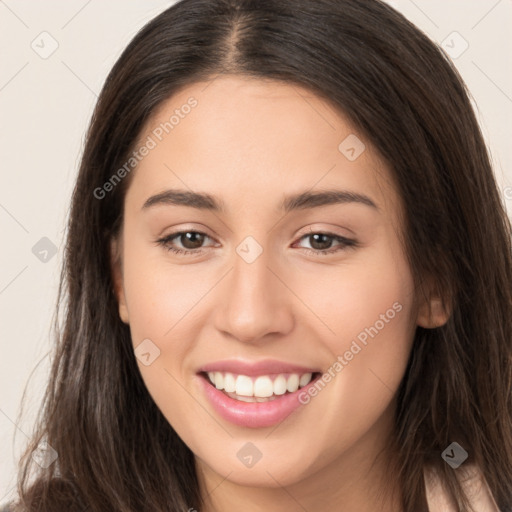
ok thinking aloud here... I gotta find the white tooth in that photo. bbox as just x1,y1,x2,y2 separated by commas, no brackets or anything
235,394,256,402
253,376,273,398
207,372,215,384
235,375,253,396
223,372,236,393
214,371,224,390
273,374,288,395
226,391,258,402
286,374,300,393
299,372,313,387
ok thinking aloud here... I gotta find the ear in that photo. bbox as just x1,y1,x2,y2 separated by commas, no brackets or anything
416,281,451,328
110,236,130,324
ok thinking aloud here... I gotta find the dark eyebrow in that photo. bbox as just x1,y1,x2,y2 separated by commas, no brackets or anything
281,189,378,212
141,188,378,212
142,189,223,211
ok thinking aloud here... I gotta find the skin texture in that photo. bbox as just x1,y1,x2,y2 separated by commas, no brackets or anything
111,75,447,512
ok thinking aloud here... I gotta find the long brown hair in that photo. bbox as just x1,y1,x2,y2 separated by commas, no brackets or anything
11,0,512,510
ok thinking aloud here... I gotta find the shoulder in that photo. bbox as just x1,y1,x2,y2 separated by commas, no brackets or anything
424,463,500,512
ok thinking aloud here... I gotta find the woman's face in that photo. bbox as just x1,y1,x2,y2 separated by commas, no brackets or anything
112,75,427,493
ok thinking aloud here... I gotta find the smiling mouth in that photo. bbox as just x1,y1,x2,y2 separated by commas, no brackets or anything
200,371,322,402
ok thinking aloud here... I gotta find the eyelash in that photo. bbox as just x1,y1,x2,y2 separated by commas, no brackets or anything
155,230,358,257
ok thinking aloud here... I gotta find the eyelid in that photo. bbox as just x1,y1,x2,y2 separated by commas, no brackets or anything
297,223,356,239
158,222,216,237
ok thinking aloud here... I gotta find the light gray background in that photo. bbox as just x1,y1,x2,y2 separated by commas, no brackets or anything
1,0,511,502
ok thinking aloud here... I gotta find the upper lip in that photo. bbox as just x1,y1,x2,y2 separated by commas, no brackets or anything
198,358,320,377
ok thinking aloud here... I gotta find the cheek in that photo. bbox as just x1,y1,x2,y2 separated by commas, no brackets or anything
121,236,210,344
119,240,212,433
289,242,416,399
291,242,414,348
296,247,416,430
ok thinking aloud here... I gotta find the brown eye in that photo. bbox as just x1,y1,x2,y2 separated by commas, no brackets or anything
308,233,336,251
156,230,214,255
176,231,206,249
295,232,358,256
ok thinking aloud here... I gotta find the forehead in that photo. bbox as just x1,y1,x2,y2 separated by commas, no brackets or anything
125,75,399,217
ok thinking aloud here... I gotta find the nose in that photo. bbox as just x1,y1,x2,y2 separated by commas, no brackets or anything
213,242,295,344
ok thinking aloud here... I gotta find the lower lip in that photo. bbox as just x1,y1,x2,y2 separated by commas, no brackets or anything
198,373,319,428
